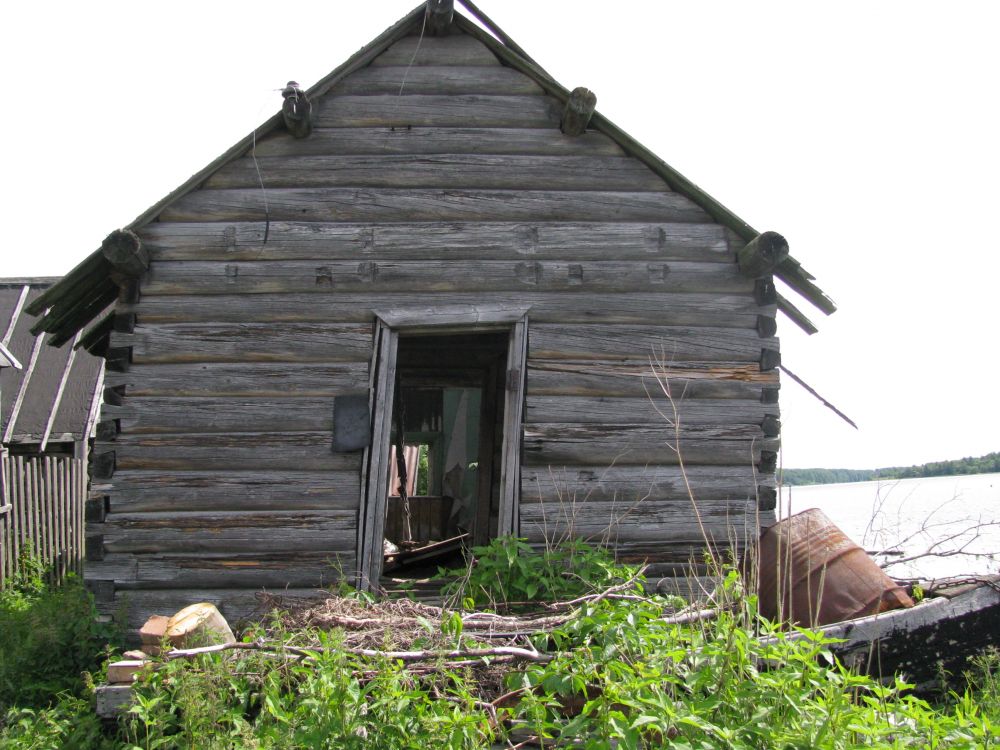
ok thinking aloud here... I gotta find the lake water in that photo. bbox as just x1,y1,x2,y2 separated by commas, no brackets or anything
779,473,1000,580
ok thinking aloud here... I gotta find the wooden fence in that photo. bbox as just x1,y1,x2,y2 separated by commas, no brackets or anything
1,453,87,586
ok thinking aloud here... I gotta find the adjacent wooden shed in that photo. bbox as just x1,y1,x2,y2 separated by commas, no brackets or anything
28,1,833,628
1,279,105,584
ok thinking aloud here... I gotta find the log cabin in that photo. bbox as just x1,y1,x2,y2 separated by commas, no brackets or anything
27,1,834,629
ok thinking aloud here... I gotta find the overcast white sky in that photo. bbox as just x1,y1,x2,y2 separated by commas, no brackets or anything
1,1,997,470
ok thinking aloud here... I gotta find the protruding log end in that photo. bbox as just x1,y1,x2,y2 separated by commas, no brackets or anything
282,81,313,139
761,414,781,438
95,419,119,442
754,278,777,306
756,314,777,338
101,229,148,279
738,231,789,278
91,450,116,480
758,486,778,511
758,450,779,474
85,496,108,524
760,348,781,372
425,0,454,35
85,533,105,562
561,87,597,136
105,346,132,373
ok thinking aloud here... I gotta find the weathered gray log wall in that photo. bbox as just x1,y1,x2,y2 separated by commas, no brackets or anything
87,28,779,627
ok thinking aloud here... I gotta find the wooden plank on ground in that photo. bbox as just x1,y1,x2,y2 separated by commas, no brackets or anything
97,587,334,632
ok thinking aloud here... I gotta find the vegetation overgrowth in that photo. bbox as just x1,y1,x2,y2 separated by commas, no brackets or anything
2,540,1000,749
781,450,1000,486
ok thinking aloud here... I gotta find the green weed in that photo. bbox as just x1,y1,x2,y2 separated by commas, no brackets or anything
439,536,639,608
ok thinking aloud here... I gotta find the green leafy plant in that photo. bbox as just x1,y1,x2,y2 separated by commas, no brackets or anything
0,554,121,710
440,536,639,608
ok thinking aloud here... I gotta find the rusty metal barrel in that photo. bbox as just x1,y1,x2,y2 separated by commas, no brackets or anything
754,508,913,627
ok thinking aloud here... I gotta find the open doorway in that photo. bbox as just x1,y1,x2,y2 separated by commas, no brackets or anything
382,332,507,580
358,313,527,592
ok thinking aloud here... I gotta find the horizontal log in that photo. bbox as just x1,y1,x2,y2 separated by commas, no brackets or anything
125,292,768,328
97,587,334,631
529,324,776,362
250,127,624,157
88,551,356,590
525,395,778,426
520,498,758,543
103,397,336,434
331,65,541,95
315,94,560,128
523,423,777,466
207,154,667,192
111,323,372,364
159,189,711,224
139,260,751,296
104,470,360,513
520,464,769,505
106,362,369,397
527,361,776,399
111,432,364,472
372,35,500,66
140,221,730,262
102,509,357,554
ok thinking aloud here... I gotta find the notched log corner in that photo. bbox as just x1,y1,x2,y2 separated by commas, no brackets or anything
105,346,132,372
561,87,597,136
757,486,777,511
282,81,313,139
102,229,149,282
737,231,789,278
759,348,781,372
85,495,108,524
91,450,116,480
758,450,778,474
761,414,781,438
85,533,105,562
425,0,454,35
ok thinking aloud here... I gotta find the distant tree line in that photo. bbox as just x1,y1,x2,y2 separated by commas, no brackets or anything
779,451,1000,486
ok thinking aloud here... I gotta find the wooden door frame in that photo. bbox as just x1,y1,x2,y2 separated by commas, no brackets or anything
357,306,529,592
